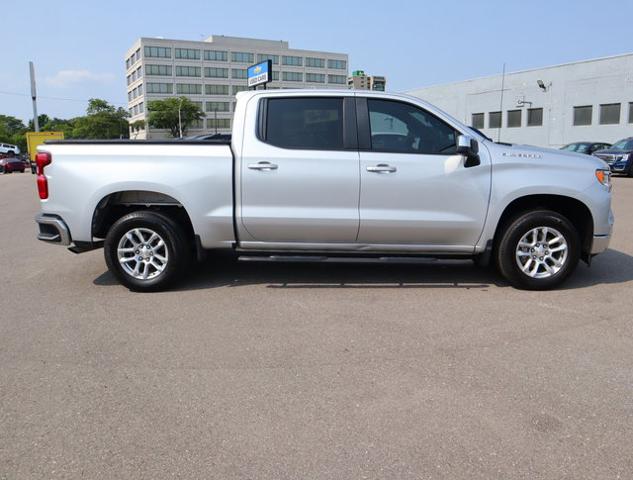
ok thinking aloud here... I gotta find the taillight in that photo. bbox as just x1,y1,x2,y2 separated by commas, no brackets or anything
35,152,52,199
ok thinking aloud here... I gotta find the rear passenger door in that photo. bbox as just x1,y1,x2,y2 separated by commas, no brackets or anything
239,96,361,244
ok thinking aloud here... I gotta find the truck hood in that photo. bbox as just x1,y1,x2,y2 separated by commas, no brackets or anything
486,142,609,170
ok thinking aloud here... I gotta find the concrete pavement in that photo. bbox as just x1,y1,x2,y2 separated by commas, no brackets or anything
1,172,632,479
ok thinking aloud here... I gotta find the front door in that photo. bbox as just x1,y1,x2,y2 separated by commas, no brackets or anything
240,96,360,244
357,98,491,250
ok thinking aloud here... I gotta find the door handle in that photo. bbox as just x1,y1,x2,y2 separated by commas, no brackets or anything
366,164,397,173
248,161,278,171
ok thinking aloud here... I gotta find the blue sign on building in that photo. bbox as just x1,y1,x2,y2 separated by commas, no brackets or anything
247,60,272,88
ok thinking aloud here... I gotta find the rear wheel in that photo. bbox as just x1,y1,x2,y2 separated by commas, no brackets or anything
496,210,580,290
104,211,192,292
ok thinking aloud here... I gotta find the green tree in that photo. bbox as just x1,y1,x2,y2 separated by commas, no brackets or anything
147,97,203,138
42,117,76,138
71,98,130,139
0,115,27,152
27,114,51,131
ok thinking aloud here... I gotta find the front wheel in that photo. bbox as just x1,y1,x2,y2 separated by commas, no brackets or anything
104,211,192,292
496,210,580,290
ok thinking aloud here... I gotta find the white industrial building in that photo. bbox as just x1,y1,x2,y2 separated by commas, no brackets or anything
408,53,633,148
124,35,349,139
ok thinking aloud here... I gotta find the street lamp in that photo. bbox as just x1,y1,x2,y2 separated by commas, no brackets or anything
177,97,184,139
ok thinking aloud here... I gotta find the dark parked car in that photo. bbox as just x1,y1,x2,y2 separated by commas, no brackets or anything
593,137,633,176
0,155,26,174
560,142,611,155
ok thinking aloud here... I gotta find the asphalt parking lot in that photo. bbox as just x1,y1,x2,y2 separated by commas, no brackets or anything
1,172,632,479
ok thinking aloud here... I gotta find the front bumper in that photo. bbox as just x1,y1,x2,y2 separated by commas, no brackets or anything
35,213,72,246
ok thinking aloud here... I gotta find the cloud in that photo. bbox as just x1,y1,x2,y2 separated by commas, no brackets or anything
44,69,116,88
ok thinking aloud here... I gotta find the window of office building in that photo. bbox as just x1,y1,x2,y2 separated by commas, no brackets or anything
327,59,346,70
205,84,229,95
527,108,543,127
599,103,621,125
204,50,227,61
573,105,592,126
146,82,173,94
282,71,303,82
306,73,325,83
145,64,172,76
204,67,228,78
175,66,201,77
208,118,231,129
282,55,303,66
206,101,230,112
144,46,171,58
257,54,279,64
507,109,521,128
471,113,484,129
190,119,204,129
232,69,247,79
231,52,254,63
305,57,325,68
176,83,202,95
272,71,279,81
489,111,502,129
232,85,249,95
175,48,200,60
328,74,346,84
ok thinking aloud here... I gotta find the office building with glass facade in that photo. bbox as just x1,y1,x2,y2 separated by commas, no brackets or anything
125,35,349,138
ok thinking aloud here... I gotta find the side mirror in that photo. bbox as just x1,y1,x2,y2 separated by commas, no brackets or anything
456,134,480,168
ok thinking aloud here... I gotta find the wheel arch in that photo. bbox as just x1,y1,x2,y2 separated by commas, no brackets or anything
91,190,196,242
492,194,594,261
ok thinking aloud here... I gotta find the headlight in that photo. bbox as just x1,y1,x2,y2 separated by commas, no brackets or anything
595,169,612,190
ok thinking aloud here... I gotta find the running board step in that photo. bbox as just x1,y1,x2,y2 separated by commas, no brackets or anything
238,255,442,264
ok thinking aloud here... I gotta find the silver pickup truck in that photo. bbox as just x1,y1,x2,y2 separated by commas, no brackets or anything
35,90,614,291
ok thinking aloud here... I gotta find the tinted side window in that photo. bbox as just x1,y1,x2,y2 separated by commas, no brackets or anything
367,99,457,155
265,97,344,150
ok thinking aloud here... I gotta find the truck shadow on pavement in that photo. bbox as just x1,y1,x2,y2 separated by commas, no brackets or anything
93,248,633,292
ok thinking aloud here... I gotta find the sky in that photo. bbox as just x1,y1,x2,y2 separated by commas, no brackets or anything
3,0,632,123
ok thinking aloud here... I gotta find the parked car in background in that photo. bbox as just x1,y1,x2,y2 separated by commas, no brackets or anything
0,143,20,155
560,142,611,155
593,137,633,176
0,155,26,174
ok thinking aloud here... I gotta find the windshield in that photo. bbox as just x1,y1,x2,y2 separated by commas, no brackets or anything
561,143,590,153
610,138,633,151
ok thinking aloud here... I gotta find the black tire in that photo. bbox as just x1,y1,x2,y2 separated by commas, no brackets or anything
496,210,580,290
104,211,192,292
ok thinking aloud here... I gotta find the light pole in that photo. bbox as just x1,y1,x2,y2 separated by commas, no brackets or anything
29,61,39,132
177,97,183,138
